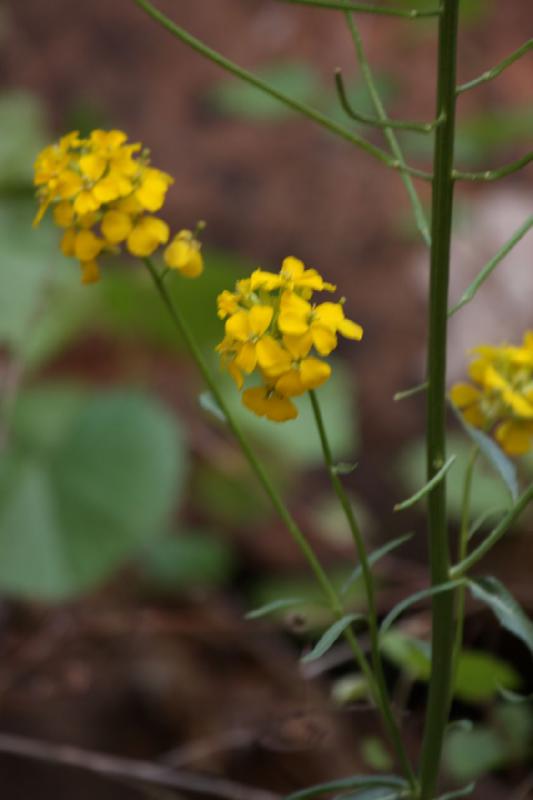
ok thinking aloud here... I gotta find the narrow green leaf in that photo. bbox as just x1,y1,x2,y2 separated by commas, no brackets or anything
498,687,533,704
435,783,476,800
332,462,358,475
468,577,533,657
452,407,518,500
394,455,456,511
467,506,506,541
198,390,226,422
301,613,365,664
333,790,402,800
285,775,405,800
446,719,474,735
380,579,463,637
341,532,413,594
246,597,305,620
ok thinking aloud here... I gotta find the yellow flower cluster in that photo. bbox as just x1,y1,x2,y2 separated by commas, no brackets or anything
33,130,203,283
216,256,363,422
450,332,533,455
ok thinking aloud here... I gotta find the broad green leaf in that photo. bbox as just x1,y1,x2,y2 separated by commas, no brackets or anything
301,613,364,664
0,91,47,184
468,576,533,657
341,533,413,594
397,435,511,522
380,631,431,681
285,775,405,800
246,597,306,620
211,62,320,120
141,530,235,590
452,406,518,500
0,388,185,599
453,650,520,702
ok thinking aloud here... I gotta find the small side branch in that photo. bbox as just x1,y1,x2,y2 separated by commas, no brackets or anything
273,0,441,18
394,455,456,512
456,39,533,94
448,215,533,316
335,70,442,133
132,0,432,183
0,732,280,800
453,152,533,182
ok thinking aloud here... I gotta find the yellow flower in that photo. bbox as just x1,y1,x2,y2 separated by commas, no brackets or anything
242,386,298,422
450,331,533,456
136,168,174,212
216,256,363,422
164,230,204,277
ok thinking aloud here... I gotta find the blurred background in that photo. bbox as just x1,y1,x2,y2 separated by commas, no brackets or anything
0,1,532,798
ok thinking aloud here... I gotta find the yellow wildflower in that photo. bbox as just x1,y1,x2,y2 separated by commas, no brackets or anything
216,257,363,422
450,331,533,455
164,229,204,277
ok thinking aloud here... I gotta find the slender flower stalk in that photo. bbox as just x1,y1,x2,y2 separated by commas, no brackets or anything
418,2,460,797
309,390,416,791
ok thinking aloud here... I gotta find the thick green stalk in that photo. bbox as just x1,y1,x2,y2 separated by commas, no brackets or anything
418,1,459,798
450,445,478,690
309,391,416,790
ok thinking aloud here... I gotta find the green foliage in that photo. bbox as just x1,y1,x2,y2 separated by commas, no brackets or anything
444,704,533,782
0,91,47,185
468,576,533,658
397,434,512,522
0,386,185,599
141,529,236,590
301,613,364,663
285,775,406,800
381,631,520,702
360,737,394,772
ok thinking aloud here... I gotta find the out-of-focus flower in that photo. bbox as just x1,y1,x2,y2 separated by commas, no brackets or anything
164,229,204,278
216,257,363,422
33,129,175,283
450,332,533,455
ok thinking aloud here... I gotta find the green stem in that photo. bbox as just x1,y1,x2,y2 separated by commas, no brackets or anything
343,10,432,246
132,0,432,182
309,391,416,791
275,0,441,18
453,152,533,182
456,39,533,94
143,259,390,759
450,445,479,692
418,1,459,797
450,482,533,579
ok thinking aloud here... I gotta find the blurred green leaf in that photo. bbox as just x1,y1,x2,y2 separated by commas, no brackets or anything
141,530,235,590
210,61,320,120
0,91,47,185
397,434,511,522
193,465,269,525
360,737,394,772
301,613,364,663
455,108,533,165
246,597,306,620
380,631,431,681
0,387,185,599
453,649,521,702
285,775,406,800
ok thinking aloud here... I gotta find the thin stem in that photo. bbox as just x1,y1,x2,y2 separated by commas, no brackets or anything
418,1,459,798
309,390,417,792
450,482,533,579
450,445,479,693
456,39,533,94
335,70,442,133
143,259,394,761
144,259,337,609
448,215,533,316
132,0,432,183
453,152,533,182
274,0,441,18
342,10,432,246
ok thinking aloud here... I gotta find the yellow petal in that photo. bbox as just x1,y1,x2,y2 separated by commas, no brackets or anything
495,420,533,456
57,170,82,199
338,318,364,341
249,305,274,336
256,336,292,376
242,387,297,422
126,216,169,257
299,358,331,389
311,325,337,356
225,311,251,341
234,342,257,373
449,383,481,409
314,302,344,329
278,311,309,336
250,269,281,291
73,190,100,216
79,153,106,181
60,228,77,257
101,210,132,244
53,201,74,228
283,332,313,360
80,260,101,285
135,168,172,212
74,230,103,261
164,231,204,278
275,370,306,397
